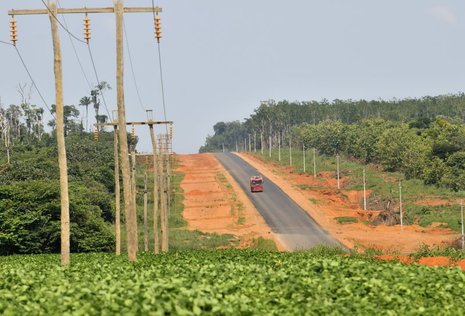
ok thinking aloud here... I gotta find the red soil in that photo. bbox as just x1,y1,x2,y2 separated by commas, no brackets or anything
176,153,284,250
237,153,459,254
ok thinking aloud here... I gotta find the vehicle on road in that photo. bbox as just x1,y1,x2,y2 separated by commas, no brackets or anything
250,175,264,192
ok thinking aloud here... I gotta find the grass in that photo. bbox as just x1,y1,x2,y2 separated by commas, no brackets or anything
116,158,249,252
249,237,278,251
335,216,358,224
252,149,465,233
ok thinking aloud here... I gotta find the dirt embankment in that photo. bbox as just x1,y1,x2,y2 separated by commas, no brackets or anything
237,153,458,254
176,153,284,250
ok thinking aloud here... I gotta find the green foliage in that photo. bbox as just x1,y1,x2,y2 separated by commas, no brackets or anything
0,180,114,255
0,129,119,255
335,216,358,224
1,251,465,315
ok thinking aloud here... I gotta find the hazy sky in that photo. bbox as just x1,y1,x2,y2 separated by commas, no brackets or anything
1,1,465,153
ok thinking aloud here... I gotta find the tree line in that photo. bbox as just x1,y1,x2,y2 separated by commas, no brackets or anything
0,83,125,255
200,94,465,191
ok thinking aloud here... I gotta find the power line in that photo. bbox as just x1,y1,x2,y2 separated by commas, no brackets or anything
14,46,55,118
123,18,146,112
40,0,87,44
56,0,92,90
0,40,14,46
87,44,112,119
151,0,168,131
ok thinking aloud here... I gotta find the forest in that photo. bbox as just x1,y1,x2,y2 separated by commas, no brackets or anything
200,94,465,191
0,85,119,255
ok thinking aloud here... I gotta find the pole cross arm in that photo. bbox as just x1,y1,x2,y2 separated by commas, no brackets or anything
95,121,173,127
9,7,162,16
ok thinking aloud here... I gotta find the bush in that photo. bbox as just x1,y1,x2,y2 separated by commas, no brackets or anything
0,180,114,255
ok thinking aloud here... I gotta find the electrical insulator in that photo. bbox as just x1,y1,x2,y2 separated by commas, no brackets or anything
10,17,17,46
83,15,91,44
154,15,162,42
169,125,173,139
131,126,135,143
94,128,99,142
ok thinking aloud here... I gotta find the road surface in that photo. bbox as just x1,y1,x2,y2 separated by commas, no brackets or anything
216,152,341,251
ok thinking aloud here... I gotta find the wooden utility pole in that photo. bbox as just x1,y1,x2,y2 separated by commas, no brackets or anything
303,144,306,173
130,143,138,253
114,125,121,255
148,124,160,254
289,137,292,167
158,135,168,251
313,148,317,177
399,180,403,230
116,0,136,261
50,2,70,266
11,1,163,263
269,135,272,158
363,168,367,211
143,172,148,252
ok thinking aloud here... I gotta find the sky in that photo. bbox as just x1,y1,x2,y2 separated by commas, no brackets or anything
1,1,465,154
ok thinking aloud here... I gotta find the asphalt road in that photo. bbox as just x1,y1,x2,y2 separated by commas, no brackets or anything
216,153,341,251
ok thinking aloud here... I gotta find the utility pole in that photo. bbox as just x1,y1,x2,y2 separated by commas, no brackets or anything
269,135,272,158
50,2,70,266
461,200,464,250
254,132,256,153
313,148,317,178
303,144,306,173
248,134,251,152
399,180,403,230
148,119,160,254
278,131,281,162
113,125,121,255
158,134,168,251
289,137,292,167
10,2,71,265
260,132,264,155
363,168,367,211
143,172,148,252
336,154,340,189
10,1,164,262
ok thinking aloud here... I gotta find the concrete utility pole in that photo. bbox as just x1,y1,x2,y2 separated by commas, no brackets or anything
336,154,340,189
278,132,281,162
10,2,163,263
260,132,264,155
248,134,251,152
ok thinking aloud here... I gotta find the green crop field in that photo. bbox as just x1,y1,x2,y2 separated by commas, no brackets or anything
1,249,464,315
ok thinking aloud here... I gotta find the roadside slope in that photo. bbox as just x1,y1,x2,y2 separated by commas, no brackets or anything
237,153,457,253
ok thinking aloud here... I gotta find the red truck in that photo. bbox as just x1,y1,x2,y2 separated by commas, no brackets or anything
250,176,264,192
